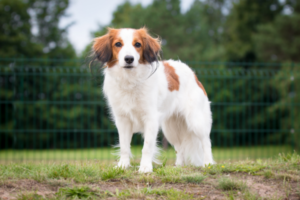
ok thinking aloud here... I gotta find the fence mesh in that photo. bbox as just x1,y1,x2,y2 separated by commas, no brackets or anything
0,58,298,163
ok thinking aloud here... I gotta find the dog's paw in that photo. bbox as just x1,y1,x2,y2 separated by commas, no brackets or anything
138,164,153,173
117,159,130,169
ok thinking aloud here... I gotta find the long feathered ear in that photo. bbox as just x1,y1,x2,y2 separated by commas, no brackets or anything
140,28,161,63
93,33,112,63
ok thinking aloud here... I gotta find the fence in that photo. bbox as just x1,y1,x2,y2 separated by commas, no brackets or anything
0,58,299,163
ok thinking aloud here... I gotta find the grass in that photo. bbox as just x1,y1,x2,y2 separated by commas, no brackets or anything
0,145,293,163
17,192,44,200
217,178,247,191
100,166,125,181
263,170,275,179
56,186,99,199
0,152,299,199
182,174,206,184
142,187,195,200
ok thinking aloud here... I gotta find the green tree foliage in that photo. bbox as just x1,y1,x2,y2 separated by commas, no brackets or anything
0,0,76,59
0,0,42,57
252,1,300,150
27,0,76,58
223,0,283,62
254,9,300,62
0,0,79,149
85,0,225,61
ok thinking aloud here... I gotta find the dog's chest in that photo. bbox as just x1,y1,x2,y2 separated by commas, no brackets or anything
105,79,149,119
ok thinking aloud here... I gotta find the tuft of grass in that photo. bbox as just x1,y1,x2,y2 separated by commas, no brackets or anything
142,187,195,200
182,174,206,184
276,173,294,181
217,178,247,191
154,166,183,183
138,174,155,184
278,152,300,163
48,164,72,179
154,166,183,176
100,166,125,181
242,190,263,200
263,170,274,179
225,190,237,200
56,186,99,199
17,192,45,200
222,164,265,174
160,175,182,183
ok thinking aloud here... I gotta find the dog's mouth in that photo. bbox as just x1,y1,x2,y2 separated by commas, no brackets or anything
123,66,134,69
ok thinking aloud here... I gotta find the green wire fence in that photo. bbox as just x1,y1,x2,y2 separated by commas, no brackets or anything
0,58,299,163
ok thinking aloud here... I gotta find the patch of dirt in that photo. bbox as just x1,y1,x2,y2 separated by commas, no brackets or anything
165,183,226,200
0,179,59,200
0,176,299,200
231,173,300,200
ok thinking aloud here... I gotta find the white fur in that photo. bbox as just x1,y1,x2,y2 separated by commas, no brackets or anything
102,29,214,173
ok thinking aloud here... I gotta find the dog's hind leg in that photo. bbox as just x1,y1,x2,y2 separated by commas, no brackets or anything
185,102,214,166
162,115,187,166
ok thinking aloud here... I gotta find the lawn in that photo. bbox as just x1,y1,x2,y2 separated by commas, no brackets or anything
0,145,293,163
0,152,299,199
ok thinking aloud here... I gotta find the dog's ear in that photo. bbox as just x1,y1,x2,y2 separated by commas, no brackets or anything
140,28,161,63
93,32,112,63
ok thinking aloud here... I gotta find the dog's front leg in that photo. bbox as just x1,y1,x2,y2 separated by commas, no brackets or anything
115,116,133,169
139,120,159,173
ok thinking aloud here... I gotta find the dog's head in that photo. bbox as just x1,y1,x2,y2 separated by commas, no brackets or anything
92,27,161,69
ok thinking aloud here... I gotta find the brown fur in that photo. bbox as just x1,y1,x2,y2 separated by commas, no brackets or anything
93,27,161,67
134,28,161,64
93,28,121,67
163,62,180,91
194,74,207,96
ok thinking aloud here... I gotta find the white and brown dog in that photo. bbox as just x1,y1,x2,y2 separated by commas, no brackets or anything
93,27,214,173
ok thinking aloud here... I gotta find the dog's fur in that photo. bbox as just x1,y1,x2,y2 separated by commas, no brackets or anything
92,27,214,173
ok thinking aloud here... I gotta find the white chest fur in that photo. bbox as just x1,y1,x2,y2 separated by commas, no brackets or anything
103,69,156,132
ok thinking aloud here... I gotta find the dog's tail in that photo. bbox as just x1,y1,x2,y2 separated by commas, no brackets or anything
181,134,205,166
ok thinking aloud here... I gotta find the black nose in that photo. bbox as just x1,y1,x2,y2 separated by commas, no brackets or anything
125,56,134,64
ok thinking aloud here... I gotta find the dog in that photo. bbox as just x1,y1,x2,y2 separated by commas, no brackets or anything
92,27,214,173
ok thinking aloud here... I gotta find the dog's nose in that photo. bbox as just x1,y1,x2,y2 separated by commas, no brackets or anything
125,56,134,64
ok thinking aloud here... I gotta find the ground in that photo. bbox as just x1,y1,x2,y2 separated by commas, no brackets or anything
0,152,299,200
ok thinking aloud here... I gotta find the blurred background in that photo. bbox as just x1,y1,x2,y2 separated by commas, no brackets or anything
0,0,299,163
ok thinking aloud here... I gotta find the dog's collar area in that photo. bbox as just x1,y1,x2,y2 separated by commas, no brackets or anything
123,66,134,69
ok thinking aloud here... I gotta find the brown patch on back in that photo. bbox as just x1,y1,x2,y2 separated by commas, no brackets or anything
163,62,180,91
194,73,207,96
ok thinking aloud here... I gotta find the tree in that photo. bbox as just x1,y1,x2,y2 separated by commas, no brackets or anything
85,0,225,61
28,0,76,59
254,10,300,62
253,1,300,150
0,0,42,57
223,0,283,62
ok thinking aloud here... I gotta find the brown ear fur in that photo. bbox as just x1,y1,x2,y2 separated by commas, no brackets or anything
93,33,112,63
139,28,161,63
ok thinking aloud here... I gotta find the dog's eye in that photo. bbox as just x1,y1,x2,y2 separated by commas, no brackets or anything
134,42,141,48
115,42,122,47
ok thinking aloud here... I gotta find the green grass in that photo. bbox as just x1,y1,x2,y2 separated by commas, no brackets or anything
217,178,247,191
17,192,45,200
56,186,99,199
142,187,195,200
182,174,206,184
0,152,299,200
100,166,125,181
0,145,293,163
